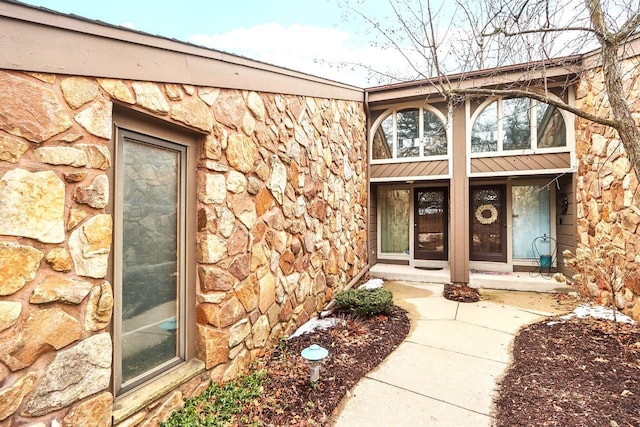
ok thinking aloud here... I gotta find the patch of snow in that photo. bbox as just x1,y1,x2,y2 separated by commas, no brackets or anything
289,317,341,339
319,310,333,318
359,278,383,290
558,303,635,324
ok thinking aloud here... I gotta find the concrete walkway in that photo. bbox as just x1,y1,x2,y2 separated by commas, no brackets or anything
333,281,569,426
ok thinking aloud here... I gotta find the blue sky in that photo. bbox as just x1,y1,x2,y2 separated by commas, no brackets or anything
19,0,391,86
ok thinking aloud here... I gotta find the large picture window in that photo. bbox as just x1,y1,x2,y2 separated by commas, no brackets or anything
471,97,566,154
372,106,448,161
115,129,188,395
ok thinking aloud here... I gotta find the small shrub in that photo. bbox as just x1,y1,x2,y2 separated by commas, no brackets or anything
563,243,639,321
334,287,393,316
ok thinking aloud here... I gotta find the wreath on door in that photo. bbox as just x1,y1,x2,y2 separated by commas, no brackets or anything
475,204,498,225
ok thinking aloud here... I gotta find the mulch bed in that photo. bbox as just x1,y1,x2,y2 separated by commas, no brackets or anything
240,306,410,426
444,282,480,302
494,316,640,426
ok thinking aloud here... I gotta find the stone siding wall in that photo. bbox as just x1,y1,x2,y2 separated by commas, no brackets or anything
0,70,367,425
574,54,640,321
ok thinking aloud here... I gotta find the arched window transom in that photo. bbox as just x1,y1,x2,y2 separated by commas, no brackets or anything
471,97,566,154
372,107,448,161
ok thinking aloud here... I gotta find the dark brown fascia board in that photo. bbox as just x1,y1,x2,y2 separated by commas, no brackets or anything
0,0,364,101
365,57,582,105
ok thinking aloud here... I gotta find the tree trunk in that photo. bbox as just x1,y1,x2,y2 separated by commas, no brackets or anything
587,0,640,179
600,42,640,179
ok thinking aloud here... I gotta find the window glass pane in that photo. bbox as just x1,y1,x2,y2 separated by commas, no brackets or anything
471,102,498,152
372,115,393,159
121,138,180,385
503,98,531,150
422,110,447,156
537,103,566,148
416,190,445,254
512,185,550,259
471,188,504,255
380,189,409,254
396,108,419,158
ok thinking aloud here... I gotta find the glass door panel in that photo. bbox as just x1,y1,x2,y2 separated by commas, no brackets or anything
379,189,410,255
414,188,448,260
512,185,550,259
470,186,506,262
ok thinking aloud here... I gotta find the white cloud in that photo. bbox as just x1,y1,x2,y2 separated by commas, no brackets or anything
189,23,405,87
120,22,136,29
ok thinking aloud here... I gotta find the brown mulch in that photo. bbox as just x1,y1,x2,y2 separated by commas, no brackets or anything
231,285,639,427
240,306,410,426
444,282,480,302
494,316,640,427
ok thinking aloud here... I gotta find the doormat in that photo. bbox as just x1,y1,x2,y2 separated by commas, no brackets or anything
470,269,512,275
415,267,444,271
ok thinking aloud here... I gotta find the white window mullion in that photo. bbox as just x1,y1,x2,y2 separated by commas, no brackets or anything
497,97,504,152
392,112,398,159
531,99,538,150
418,107,425,158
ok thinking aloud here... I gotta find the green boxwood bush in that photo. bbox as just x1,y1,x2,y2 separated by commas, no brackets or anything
334,287,393,316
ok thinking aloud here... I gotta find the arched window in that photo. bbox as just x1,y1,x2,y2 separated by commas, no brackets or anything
471,97,566,153
372,106,448,161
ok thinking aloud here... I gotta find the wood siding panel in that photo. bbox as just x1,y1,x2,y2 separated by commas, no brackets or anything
371,160,449,179
0,9,363,101
369,185,378,265
471,153,571,174
556,174,576,278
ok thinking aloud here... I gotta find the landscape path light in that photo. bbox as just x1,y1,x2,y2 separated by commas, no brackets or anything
300,344,328,382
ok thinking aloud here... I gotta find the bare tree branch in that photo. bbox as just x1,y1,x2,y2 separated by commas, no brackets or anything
340,0,640,177
448,87,620,127
483,26,602,38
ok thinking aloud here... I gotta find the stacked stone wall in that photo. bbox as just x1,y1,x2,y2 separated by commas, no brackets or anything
0,70,367,425
574,54,640,321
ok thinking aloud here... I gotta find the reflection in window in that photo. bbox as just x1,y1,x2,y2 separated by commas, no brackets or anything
537,104,566,148
117,131,185,395
471,97,566,153
512,185,550,259
372,115,393,159
380,189,409,254
471,188,503,255
416,190,446,255
372,107,447,160
396,109,419,158
471,102,497,153
503,98,531,150
423,110,447,156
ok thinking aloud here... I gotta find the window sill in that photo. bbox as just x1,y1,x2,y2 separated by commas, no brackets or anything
371,155,449,164
112,358,205,425
469,147,570,158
